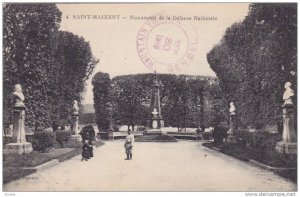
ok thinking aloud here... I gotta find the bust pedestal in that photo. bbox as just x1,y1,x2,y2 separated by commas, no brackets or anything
4,105,33,155
146,114,165,135
275,103,297,154
227,113,237,143
70,114,82,142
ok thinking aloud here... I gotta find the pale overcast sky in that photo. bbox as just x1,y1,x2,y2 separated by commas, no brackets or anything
57,3,249,104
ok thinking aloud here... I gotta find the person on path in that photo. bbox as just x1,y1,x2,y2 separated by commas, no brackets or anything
124,131,135,160
88,140,94,158
82,140,90,161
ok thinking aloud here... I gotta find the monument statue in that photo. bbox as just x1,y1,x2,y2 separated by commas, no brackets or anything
228,101,237,143
283,82,294,105
70,100,81,141
152,108,158,116
275,81,297,154
146,71,165,133
12,84,25,108
4,84,33,154
229,102,236,115
73,100,79,115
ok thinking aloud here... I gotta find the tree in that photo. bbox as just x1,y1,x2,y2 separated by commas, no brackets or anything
207,3,297,129
107,74,217,129
3,4,62,130
3,4,99,131
110,74,150,130
52,31,99,129
92,72,111,131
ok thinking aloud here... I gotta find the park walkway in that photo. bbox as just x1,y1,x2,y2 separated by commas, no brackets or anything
3,141,296,192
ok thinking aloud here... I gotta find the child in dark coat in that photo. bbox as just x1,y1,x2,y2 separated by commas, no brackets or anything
82,140,90,161
88,140,93,158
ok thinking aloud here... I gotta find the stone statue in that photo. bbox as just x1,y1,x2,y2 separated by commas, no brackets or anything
229,102,236,115
12,84,25,108
283,82,294,105
73,100,79,115
152,108,158,116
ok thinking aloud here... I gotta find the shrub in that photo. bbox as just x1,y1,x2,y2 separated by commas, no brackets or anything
113,124,120,131
56,130,72,148
212,125,228,144
80,125,96,141
32,130,55,152
235,129,278,151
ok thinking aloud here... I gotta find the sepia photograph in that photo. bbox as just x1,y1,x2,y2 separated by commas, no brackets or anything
1,2,297,193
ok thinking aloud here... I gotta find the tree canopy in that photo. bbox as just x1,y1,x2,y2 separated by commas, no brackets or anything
207,3,297,129
93,73,224,131
3,4,99,131
92,72,111,130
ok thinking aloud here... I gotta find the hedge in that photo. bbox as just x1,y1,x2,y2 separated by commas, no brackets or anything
32,131,55,152
234,129,279,151
56,130,72,148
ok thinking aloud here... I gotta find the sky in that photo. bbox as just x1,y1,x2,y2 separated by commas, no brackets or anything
57,3,249,104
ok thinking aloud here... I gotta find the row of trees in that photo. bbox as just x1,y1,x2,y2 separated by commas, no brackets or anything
92,72,227,131
207,3,297,129
3,4,99,131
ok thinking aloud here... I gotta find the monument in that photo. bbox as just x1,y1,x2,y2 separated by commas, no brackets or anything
4,84,33,154
146,72,165,134
275,82,297,154
227,102,237,143
70,100,82,142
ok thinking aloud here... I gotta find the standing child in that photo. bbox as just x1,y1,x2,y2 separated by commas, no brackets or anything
124,131,135,160
88,140,93,158
82,140,90,161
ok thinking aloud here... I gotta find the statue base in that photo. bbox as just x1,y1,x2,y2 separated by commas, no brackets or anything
275,141,297,155
69,135,82,142
227,135,237,143
4,142,33,155
146,129,165,135
196,132,203,140
108,130,114,140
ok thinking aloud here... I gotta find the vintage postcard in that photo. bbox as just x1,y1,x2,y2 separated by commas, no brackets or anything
2,2,297,194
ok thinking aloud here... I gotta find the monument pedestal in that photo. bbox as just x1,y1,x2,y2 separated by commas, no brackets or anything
275,103,297,155
227,113,237,143
107,130,114,140
4,142,33,155
71,113,82,142
275,141,297,154
70,134,82,142
147,129,165,135
4,104,32,155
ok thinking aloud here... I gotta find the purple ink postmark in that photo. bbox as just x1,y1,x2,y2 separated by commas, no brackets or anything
136,13,198,73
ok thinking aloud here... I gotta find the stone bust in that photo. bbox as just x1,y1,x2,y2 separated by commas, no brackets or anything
283,82,294,104
73,100,79,115
152,108,158,116
12,84,25,108
229,102,236,115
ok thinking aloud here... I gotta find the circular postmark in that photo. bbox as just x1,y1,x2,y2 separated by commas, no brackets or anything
136,13,198,73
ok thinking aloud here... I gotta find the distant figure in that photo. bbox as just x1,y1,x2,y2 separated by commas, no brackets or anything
283,82,294,104
12,84,25,107
229,102,236,115
82,140,90,161
124,131,135,160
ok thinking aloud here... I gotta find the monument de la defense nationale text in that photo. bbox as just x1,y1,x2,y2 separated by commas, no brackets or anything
70,14,217,21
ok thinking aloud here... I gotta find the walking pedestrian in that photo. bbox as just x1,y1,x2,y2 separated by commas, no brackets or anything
124,131,134,160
